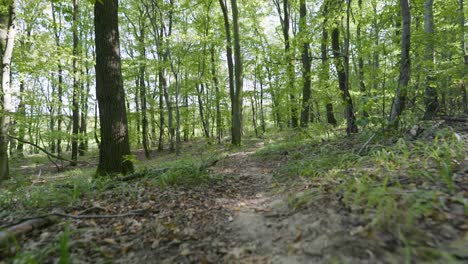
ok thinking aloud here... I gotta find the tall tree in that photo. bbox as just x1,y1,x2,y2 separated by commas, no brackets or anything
274,0,298,128
231,0,243,145
321,1,337,126
299,0,312,127
71,0,80,165
0,0,16,181
390,0,411,122
94,0,134,175
219,0,242,146
423,0,438,119
459,0,467,113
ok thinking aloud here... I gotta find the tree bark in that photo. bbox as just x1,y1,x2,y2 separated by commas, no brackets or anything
390,0,411,122
423,0,438,119
357,0,369,118
331,27,358,135
321,1,337,126
219,0,241,145
138,24,150,158
211,45,222,144
71,0,80,166
459,0,467,113
0,0,16,181
231,0,243,145
94,0,134,175
51,3,65,156
299,0,312,128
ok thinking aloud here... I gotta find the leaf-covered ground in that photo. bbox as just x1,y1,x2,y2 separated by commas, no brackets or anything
1,117,467,263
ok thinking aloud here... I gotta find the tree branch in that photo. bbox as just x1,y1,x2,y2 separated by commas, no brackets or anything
8,135,73,163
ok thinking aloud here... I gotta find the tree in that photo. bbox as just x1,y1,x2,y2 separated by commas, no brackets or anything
94,0,133,175
0,0,16,181
231,0,243,145
219,0,242,146
299,0,312,127
274,0,298,128
459,0,467,113
71,0,80,165
390,0,411,122
422,0,438,119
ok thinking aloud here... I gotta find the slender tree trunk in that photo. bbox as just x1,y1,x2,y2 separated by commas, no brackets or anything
197,84,210,138
423,0,438,119
16,77,26,157
459,0,467,113
139,26,150,158
231,0,243,145
331,27,358,134
219,0,240,145
134,77,141,145
0,1,16,180
357,0,369,118
259,75,266,133
158,71,165,151
299,0,312,128
276,0,298,128
390,0,411,122
211,45,222,144
94,0,134,175
321,2,337,126
79,59,90,156
71,0,80,166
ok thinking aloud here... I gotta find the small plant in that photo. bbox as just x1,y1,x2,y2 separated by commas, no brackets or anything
58,223,71,264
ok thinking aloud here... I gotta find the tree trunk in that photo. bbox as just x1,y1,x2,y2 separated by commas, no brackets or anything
390,0,411,122
321,2,337,126
51,3,63,156
357,0,369,118
158,71,165,151
459,0,467,113
139,26,150,159
331,27,358,135
0,0,16,181
94,0,134,175
79,56,90,156
197,84,210,138
276,0,298,128
71,0,80,166
423,0,438,119
16,77,26,157
211,45,222,144
219,0,240,145
299,0,312,128
231,0,243,145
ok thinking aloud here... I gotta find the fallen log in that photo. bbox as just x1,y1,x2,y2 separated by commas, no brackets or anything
0,216,56,250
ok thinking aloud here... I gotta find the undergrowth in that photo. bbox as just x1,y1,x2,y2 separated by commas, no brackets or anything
259,126,465,262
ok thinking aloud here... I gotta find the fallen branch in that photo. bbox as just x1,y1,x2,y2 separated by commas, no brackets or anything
0,209,146,251
8,135,73,163
51,209,146,219
0,217,56,249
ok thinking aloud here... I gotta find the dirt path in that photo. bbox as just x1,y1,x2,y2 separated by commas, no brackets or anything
207,145,381,264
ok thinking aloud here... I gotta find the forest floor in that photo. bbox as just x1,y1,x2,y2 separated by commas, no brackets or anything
0,117,467,263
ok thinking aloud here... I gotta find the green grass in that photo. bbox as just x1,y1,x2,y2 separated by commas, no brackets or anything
258,126,465,262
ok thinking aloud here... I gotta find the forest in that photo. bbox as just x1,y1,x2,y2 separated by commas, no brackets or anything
0,0,467,262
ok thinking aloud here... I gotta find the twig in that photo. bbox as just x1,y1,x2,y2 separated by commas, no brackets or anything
52,210,146,219
357,133,376,155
